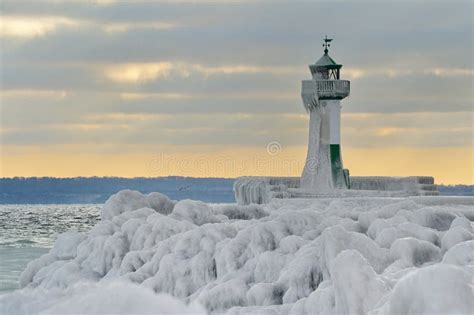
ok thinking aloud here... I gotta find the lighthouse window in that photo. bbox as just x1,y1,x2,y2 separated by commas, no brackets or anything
329,69,338,80
319,70,329,79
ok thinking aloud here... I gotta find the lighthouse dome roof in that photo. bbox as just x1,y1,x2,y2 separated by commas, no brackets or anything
312,53,342,70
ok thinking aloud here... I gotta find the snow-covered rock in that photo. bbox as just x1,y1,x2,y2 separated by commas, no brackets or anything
388,264,473,314
101,190,175,220
442,240,474,267
2,190,473,314
330,250,390,315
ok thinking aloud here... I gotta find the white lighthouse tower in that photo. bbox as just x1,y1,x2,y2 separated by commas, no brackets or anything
301,36,350,190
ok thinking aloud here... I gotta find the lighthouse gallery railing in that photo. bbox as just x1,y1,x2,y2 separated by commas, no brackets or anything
301,79,350,109
317,80,350,99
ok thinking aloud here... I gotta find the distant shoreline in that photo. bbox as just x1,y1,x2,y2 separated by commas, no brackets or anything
0,177,236,204
0,177,472,204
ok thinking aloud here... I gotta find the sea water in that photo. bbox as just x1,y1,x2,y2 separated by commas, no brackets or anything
0,204,101,292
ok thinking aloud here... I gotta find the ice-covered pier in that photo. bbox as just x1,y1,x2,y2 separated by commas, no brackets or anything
234,176,439,205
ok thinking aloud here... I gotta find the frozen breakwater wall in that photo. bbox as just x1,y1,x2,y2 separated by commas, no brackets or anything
350,176,437,194
234,176,438,205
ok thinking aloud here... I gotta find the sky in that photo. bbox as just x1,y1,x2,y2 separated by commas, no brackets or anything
0,0,472,184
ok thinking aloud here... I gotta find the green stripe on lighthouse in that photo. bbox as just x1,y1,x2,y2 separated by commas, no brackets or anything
329,144,348,189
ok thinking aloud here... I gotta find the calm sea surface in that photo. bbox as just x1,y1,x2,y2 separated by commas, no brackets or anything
0,204,101,292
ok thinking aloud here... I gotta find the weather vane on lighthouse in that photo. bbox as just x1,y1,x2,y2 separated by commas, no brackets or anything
323,35,333,55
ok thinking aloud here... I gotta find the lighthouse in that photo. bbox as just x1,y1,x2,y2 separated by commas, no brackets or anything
301,36,350,190
234,37,438,204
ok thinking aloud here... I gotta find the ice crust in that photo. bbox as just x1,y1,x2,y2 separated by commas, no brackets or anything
301,108,333,190
1,281,205,315
234,176,439,205
1,190,473,314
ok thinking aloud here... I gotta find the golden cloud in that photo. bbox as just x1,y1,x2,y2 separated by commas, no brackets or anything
0,14,179,39
103,62,301,83
103,21,177,33
104,62,175,83
0,89,68,100
0,16,80,38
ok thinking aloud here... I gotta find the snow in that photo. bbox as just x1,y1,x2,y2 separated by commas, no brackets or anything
442,240,474,268
101,190,175,220
388,264,473,314
331,250,390,314
1,281,205,315
1,190,473,314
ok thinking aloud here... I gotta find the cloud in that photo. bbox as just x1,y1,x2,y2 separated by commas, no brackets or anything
0,15,80,38
190,64,300,76
105,61,474,82
103,62,301,83
343,67,474,80
1,108,471,149
119,92,192,100
93,0,116,5
104,62,175,83
0,14,180,40
103,21,178,33
0,89,68,100
427,68,474,77
341,111,473,148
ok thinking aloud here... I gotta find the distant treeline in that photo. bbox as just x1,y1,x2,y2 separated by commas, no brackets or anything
0,177,236,204
0,177,472,204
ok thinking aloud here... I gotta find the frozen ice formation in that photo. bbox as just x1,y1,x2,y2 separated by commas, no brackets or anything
2,280,205,315
234,177,299,205
1,190,473,314
234,176,439,205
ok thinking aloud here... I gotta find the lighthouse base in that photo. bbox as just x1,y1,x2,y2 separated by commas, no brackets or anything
234,176,438,205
